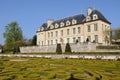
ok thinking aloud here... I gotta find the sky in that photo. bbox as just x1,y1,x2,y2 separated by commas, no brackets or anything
0,0,120,45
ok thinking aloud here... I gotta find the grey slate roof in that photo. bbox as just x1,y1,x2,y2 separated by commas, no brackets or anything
83,9,111,24
38,9,110,32
51,14,85,27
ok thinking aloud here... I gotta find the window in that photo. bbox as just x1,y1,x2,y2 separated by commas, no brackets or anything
67,38,70,43
72,19,77,24
48,40,49,45
61,30,63,36
94,23,98,31
56,39,58,44
66,20,71,26
41,27,44,31
38,41,40,45
87,25,91,32
51,40,53,45
56,31,58,37
55,24,59,28
102,24,105,31
60,22,64,27
73,28,76,34
50,25,54,29
48,32,50,38
93,14,98,20
73,37,76,43
78,37,81,43
42,41,43,46
51,32,53,37
94,35,98,43
88,36,91,42
86,16,91,21
67,29,69,35
78,27,81,34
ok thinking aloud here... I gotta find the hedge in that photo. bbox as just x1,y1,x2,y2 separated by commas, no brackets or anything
97,46,120,50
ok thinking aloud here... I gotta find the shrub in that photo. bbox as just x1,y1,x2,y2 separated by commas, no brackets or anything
56,44,62,54
65,43,71,53
96,46,120,50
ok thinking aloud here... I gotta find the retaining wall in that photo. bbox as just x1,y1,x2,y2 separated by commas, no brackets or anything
20,43,96,53
0,54,120,60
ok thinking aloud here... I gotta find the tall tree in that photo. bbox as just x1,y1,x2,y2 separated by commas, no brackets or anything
31,35,37,46
3,22,23,50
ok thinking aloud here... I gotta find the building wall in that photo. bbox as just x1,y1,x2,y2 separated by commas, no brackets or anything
37,20,110,46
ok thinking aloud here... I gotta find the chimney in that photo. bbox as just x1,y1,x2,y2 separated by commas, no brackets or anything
87,8,92,16
47,19,54,27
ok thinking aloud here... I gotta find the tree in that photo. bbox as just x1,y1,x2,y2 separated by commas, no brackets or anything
3,22,23,50
103,29,111,45
31,35,37,46
56,44,62,54
112,28,120,41
65,43,71,53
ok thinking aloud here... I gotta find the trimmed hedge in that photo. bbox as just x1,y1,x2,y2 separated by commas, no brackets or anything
56,44,62,54
97,46,120,50
65,43,71,53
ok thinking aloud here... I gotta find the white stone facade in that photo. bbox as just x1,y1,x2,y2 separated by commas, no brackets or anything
37,8,111,46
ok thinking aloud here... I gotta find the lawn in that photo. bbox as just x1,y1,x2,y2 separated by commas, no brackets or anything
0,57,120,80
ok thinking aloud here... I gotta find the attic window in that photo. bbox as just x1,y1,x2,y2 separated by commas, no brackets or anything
60,22,64,27
55,23,59,28
50,25,54,29
38,28,41,31
93,14,98,20
72,19,77,25
41,27,44,31
66,20,71,26
86,16,91,21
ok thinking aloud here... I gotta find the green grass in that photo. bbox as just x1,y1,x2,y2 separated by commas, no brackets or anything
20,52,120,54
0,57,120,80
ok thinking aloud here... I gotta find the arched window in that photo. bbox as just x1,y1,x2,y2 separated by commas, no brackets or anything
41,27,44,31
55,23,59,28
86,16,91,21
50,25,54,29
66,20,71,26
72,19,77,25
93,14,98,20
60,22,64,27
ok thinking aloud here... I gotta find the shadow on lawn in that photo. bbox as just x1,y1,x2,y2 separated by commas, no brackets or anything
66,74,83,80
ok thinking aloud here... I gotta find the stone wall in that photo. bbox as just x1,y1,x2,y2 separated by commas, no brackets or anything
0,49,1,53
20,43,96,53
0,54,120,60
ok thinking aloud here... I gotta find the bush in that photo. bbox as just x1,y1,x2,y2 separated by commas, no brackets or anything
65,43,71,53
56,44,62,54
96,46,120,50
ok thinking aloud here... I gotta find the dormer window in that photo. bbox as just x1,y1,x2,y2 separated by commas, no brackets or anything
86,16,91,21
93,14,98,20
38,28,41,31
50,25,54,29
60,22,64,27
66,20,71,26
72,19,77,25
41,27,44,31
55,23,59,28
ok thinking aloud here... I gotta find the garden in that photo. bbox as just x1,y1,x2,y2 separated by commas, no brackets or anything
0,57,120,80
